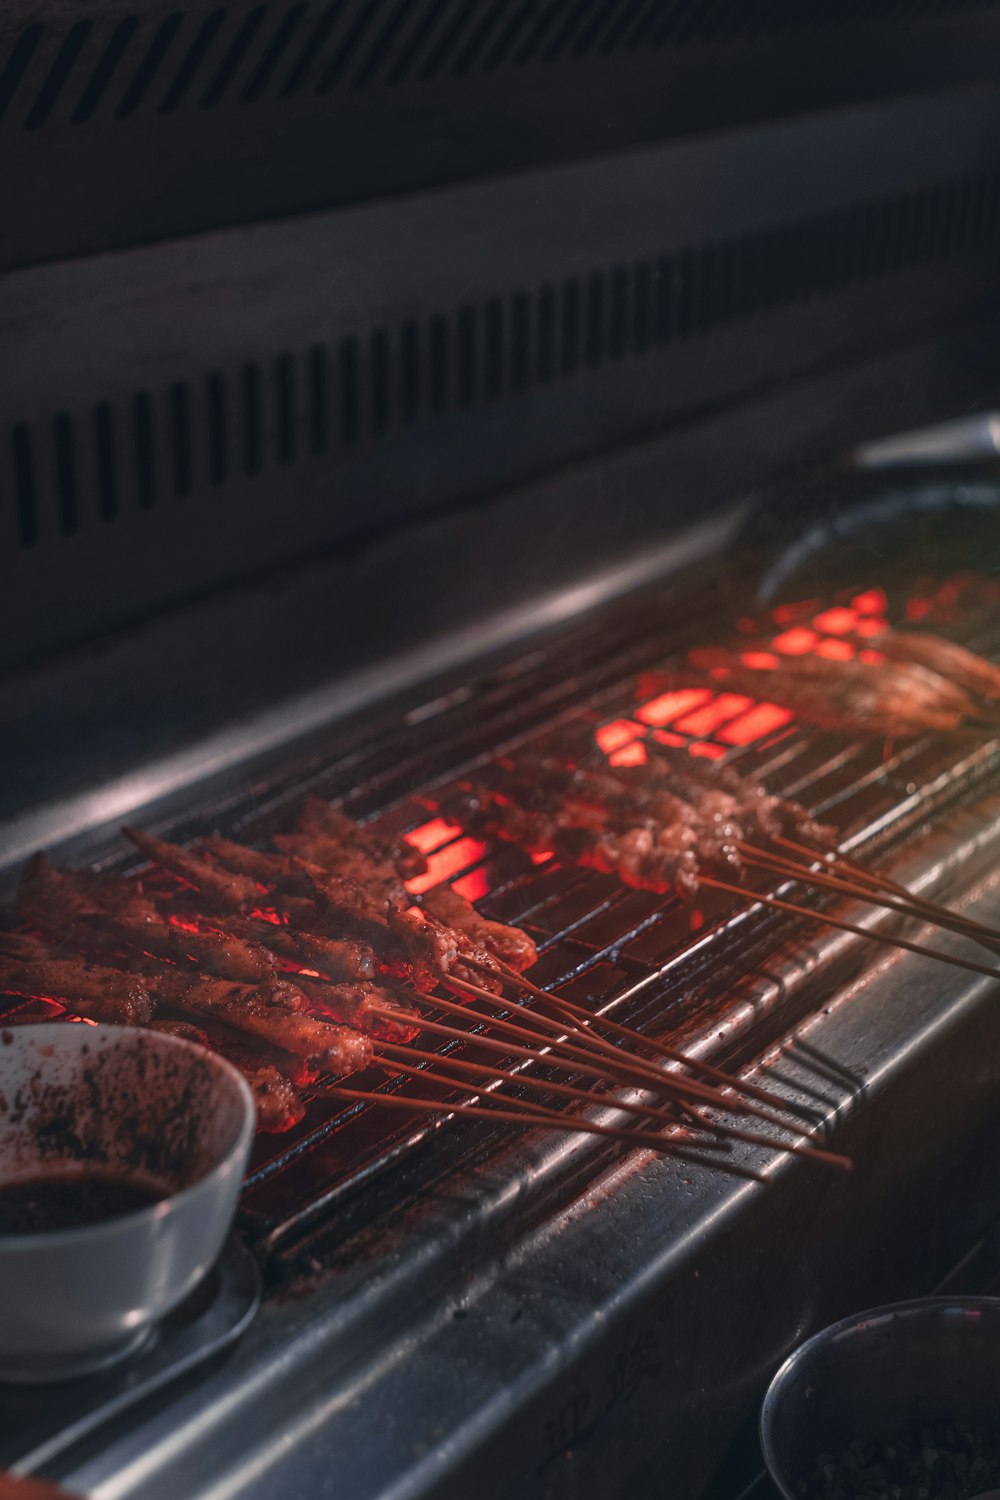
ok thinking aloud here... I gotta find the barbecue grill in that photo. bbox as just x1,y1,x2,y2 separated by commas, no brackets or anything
5,5,1000,1496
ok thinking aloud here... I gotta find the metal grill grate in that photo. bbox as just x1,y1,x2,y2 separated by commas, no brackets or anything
3,569,999,1254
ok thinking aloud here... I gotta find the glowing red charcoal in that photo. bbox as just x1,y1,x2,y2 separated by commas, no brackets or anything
815,638,855,661
812,606,859,635
609,740,647,767
672,693,752,737
688,742,726,761
851,588,887,614
636,688,711,727
772,627,818,656
717,702,794,746
406,837,489,895
451,868,491,902
772,600,817,624
404,817,462,855
595,720,645,753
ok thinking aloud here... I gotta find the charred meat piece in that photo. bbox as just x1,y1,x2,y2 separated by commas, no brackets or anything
193,836,464,985
451,782,702,896
866,627,1000,702
124,827,260,911
19,855,275,983
221,914,377,983
295,979,421,1043
422,886,538,973
142,969,372,1072
293,795,428,879
147,1019,306,1132
0,937,153,1024
274,827,406,901
688,648,999,736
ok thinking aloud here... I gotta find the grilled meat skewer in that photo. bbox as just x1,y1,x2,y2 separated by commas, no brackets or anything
422,886,538,973
0,935,154,1023
688,648,1000,735
863,627,1000,702
143,830,485,990
140,969,372,1071
123,826,260,910
291,795,428,879
147,1018,306,1132
295,979,422,1043
19,854,275,983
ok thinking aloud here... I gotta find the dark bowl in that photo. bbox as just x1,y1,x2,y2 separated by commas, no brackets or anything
760,1297,1000,1500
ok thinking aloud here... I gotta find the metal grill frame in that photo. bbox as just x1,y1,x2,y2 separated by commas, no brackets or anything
4,562,1000,1262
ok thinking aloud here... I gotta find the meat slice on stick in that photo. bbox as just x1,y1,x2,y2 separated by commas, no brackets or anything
422,885,538,972
0,936,153,1024
124,826,260,910
146,1018,306,1132
19,854,275,983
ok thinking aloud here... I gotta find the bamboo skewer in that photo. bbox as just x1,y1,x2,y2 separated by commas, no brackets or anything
737,843,1000,952
451,967,815,1130
698,874,1000,981
320,1082,772,1179
371,1047,850,1170
766,835,1000,951
374,1041,688,1129
394,991,823,1136
468,956,820,1124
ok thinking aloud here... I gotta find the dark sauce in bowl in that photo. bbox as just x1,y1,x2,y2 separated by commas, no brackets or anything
0,1172,165,1234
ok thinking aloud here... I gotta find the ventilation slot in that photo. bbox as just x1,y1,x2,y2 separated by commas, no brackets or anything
608,265,629,356
116,13,184,117
483,1,541,70
207,370,229,484
457,306,476,406
159,10,226,112
419,1,483,80
170,382,194,495
0,25,43,124
201,7,268,106
275,354,296,461
512,1,569,65
571,0,624,60
542,0,597,65
10,424,38,548
352,0,422,88
451,0,505,72
340,337,360,442
599,0,653,55
94,402,118,520
400,322,420,421
132,392,157,509
370,330,390,433
484,299,503,398
510,293,530,390
385,0,452,84
307,345,329,452
24,22,92,129
241,4,307,100
72,18,139,123
281,3,345,95
52,412,79,534
561,277,582,372
241,364,264,474
535,285,556,381
429,314,449,413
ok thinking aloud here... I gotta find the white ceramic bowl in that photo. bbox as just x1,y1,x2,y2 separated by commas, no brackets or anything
0,1023,255,1382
